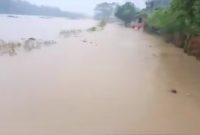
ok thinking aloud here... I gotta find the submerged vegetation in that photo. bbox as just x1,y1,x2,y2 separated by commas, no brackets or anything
0,38,56,56
60,20,107,38
97,20,107,29
87,27,98,32
0,40,21,56
60,29,82,38
87,20,107,32
0,19,106,56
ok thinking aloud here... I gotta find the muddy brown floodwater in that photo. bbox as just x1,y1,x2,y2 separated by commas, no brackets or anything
0,16,200,135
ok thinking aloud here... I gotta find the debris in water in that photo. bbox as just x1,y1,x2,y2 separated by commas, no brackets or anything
170,89,178,94
29,37,36,40
82,40,87,43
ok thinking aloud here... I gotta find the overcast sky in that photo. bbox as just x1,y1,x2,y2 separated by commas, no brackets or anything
25,0,146,15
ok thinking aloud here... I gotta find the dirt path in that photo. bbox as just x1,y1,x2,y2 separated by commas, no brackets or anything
0,23,200,135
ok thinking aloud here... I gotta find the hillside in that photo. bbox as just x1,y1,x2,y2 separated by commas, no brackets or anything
0,0,86,18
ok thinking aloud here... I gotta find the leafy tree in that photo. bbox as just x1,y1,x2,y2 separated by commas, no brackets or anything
94,2,117,20
147,0,200,35
170,0,193,33
192,0,200,35
115,2,137,25
170,0,200,50
146,0,200,50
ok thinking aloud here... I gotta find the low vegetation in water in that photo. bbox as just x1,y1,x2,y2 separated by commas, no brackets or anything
24,38,56,51
87,27,97,32
0,40,21,56
60,29,82,37
60,21,107,37
98,20,107,29
0,38,56,56
87,20,107,32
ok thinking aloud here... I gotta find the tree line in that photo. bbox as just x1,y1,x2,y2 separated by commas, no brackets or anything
0,0,85,18
94,2,138,25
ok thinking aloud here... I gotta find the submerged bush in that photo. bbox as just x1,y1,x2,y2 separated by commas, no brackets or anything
88,27,97,32
98,20,107,29
87,20,107,32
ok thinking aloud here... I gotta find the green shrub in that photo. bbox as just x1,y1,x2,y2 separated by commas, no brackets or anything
147,9,180,34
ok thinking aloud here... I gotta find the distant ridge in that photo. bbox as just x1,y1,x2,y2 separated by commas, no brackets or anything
0,0,86,19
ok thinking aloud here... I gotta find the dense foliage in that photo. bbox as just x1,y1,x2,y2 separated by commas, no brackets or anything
147,0,200,36
146,0,200,57
115,2,137,25
147,9,176,33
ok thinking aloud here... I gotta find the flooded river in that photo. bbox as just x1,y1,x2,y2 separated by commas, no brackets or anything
0,15,200,135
